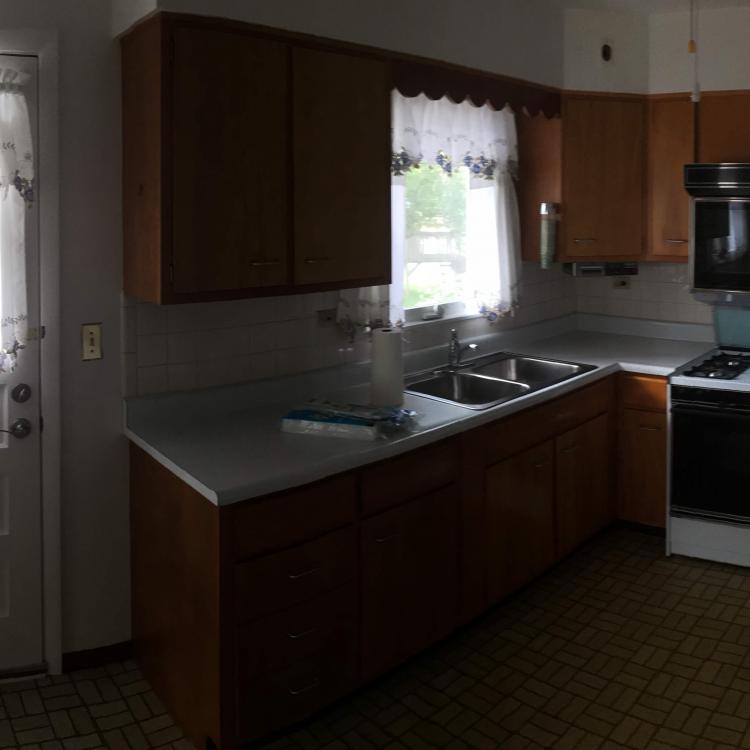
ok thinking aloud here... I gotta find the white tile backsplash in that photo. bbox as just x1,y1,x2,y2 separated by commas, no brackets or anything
574,264,714,326
122,261,712,397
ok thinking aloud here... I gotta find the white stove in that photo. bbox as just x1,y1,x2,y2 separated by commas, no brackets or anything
669,347,750,566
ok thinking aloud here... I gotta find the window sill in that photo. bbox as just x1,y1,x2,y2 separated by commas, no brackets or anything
403,310,484,329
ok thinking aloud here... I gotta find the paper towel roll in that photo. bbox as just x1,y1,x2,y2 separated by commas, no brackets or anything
370,327,404,407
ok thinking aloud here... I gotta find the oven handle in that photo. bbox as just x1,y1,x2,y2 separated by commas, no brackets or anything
672,404,750,418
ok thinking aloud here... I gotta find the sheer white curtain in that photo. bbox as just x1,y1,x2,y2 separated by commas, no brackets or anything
0,69,33,374
391,91,521,321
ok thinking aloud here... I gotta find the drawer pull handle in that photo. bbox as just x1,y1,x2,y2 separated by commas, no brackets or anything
534,461,549,469
573,238,597,243
303,257,331,264
249,260,281,267
375,533,399,544
288,566,321,580
288,678,320,696
639,425,660,431
665,239,688,245
288,626,318,640
561,444,579,453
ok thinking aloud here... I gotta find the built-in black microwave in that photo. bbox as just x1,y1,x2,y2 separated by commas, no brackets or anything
685,164,750,298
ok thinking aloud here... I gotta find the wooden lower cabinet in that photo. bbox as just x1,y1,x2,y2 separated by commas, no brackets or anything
557,413,614,557
132,373,672,749
619,409,667,528
618,373,668,528
360,485,459,681
486,441,556,603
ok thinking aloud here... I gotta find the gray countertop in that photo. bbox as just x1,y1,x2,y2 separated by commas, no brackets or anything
125,329,711,506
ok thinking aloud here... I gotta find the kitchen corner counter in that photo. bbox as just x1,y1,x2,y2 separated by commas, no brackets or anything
125,330,711,506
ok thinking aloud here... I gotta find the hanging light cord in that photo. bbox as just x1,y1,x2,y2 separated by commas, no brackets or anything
689,0,701,103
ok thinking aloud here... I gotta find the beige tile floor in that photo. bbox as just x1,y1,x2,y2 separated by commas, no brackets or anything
7,527,750,750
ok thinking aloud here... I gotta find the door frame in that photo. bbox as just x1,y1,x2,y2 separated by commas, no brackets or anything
0,31,62,673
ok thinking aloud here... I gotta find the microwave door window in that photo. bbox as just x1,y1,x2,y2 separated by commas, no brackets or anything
695,202,750,290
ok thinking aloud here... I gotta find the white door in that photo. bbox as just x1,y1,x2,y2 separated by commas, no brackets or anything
0,54,42,673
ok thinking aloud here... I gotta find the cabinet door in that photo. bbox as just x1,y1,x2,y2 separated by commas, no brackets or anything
486,441,556,604
648,98,693,259
556,413,613,557
562,97,606,257
699,93,750,163
600,99,646,257
562,97,645,259
293,48,391,288
360,486,458,681
171,26,290,294
619,409,667,528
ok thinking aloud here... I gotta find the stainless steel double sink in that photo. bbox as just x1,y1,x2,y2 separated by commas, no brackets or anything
404,352,596,410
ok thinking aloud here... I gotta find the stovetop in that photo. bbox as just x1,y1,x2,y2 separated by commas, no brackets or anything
671,348,750,391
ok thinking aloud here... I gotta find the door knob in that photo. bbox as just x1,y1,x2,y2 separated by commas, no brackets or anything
11,383,32,403
0,418,32,439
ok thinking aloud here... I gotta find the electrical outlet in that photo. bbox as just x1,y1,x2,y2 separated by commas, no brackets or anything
612,277,631,289
81,323,103,361
317,308,337,324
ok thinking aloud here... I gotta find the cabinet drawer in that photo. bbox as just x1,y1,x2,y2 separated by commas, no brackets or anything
237,584,356,675
485,376,615,465
235,527,355,622
360,439,459,516
620,373,667,412
228,473,356,561
236,587,357,741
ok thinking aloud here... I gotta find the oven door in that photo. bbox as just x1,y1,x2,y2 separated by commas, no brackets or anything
692,198,750,293
672,402,750,522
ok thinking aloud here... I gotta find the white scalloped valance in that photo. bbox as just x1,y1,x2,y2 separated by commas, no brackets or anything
391,91,518,184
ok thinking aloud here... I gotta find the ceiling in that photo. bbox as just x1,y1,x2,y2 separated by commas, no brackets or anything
557,0,750,13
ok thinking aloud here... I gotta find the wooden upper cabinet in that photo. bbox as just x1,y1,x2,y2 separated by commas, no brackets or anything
517,112,562,262
121,14,392,304
171,26,290,294
293,48,391,287
561,95,645,260
647,97,693,261
699,92,750,163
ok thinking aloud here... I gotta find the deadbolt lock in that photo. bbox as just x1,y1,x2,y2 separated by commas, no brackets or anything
11,383,32,403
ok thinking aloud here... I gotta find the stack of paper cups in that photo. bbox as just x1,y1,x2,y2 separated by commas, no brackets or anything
370,327,404,407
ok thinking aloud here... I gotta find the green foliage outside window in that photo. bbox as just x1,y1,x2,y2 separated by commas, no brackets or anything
405,166,467,243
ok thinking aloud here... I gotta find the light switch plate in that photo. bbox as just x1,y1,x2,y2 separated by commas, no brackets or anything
81,323,103,361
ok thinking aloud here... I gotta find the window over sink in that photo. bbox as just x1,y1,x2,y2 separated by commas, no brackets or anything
392,91,522,325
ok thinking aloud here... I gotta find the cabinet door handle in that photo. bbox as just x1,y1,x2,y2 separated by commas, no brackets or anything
288,566,321,580
287,626,318,640
303,257,331,264
375,533,399,544
249,259,281,267
665,239,688,245
638,425,660,431
573,238,597,244
288,678,320,696
534,461,550,469
561,443,579,453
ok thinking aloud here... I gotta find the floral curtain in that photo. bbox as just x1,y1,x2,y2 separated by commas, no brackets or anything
391,91,521,321
0,68,33,374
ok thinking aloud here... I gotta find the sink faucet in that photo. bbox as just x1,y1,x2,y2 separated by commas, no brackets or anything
447,329,478,368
